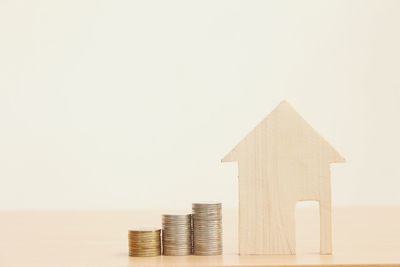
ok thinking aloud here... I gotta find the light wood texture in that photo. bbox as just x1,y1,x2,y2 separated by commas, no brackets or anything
1,207,400,267
222,101,345,255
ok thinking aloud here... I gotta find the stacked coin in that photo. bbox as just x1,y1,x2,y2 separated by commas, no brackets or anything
128,228,161,257
162,214,192,255
192,202,223,255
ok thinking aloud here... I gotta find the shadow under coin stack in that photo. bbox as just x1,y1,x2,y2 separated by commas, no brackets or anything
128,228,161,257
192,202,223,255
162,214,192,255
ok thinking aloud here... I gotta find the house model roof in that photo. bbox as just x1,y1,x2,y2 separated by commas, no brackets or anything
222,100,345,164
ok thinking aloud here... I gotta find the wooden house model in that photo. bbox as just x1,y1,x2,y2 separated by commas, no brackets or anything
222,101,345,255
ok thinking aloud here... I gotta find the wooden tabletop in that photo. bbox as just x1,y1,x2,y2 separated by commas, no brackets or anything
1,207,400,267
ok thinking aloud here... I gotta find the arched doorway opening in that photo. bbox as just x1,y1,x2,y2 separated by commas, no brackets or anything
295,201,320,254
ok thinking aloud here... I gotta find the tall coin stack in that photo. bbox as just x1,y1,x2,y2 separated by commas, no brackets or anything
128,228,161,257
162,214,192,256
192,202,223,255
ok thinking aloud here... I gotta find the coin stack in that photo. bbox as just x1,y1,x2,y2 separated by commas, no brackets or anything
162,214,192,256
192,202,223,255
128,228,161,257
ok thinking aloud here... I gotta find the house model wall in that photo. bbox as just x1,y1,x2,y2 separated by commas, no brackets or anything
222,101,345,255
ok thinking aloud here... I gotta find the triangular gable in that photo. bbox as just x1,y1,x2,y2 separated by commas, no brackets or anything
222,101,345,163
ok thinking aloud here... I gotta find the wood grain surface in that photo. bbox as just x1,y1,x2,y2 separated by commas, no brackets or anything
222,101,345,255
0,207,400,267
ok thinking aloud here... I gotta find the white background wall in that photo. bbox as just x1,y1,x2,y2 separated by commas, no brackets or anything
1,0,399,209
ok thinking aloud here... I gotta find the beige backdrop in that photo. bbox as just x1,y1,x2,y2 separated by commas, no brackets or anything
0,0,399,209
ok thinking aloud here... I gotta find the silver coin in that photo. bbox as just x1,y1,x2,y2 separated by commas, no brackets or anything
162,214,192,256
192,202,223,256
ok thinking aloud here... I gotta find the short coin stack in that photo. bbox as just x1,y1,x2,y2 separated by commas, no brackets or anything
162,214,192,255
192,202,223,255
128,228,161,257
